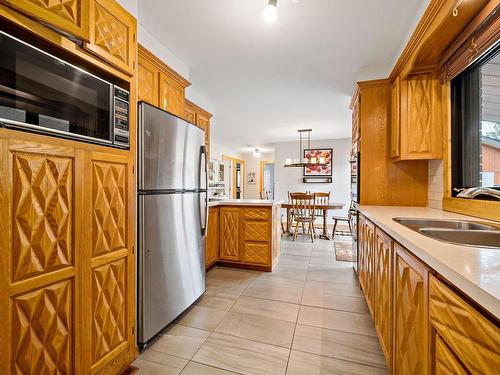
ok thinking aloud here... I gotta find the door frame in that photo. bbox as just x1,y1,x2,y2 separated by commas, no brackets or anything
222,155,246,199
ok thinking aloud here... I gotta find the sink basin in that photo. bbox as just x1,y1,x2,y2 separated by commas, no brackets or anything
419,229,500,249
393,217,498,231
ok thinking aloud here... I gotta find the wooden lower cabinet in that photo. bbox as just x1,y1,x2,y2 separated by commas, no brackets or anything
374,228,393,369
394,244,429,375
216,206,278,270
0,132,135,374
358,214,375,317
206,207,219,268
429,275,500,374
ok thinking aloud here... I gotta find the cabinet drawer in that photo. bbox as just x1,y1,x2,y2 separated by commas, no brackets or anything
244,208,270,221
243,242,269,265
429,275,500,374
244,221,269,242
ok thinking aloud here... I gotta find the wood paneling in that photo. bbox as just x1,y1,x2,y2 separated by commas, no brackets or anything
11,152,73,282
429,275,500,374
215,205,279,270
0,139,79,375
358,214,374,317
85,151,131,374
85,0,136,75
12,279,73,374
397,70,443,160
184,100,197,124
138,57,159,106
394,244,429,375
159,72,185,117
0,0,90,40
374,228,392,369
206,207,219,268
391,77,401,158
219,207,241,261
434,335,467,375
243,242,269,265
357,81,428,206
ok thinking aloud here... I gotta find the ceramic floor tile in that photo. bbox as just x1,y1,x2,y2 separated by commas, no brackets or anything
243,275,304,304
301,286,369,314
196,291,238,311
303,280,364,298
282,246,313,257
292,324,387,368
146,325,210,360
193,333,290,375
297,305,377,337
286,350,389,375
178,305,227,331
306,266,358,284
133,357,187,375
216,311,296,347
180,362,239,375
231,296,300,322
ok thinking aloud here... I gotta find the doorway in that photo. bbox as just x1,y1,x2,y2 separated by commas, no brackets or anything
223,155,246,199
260,161,275,199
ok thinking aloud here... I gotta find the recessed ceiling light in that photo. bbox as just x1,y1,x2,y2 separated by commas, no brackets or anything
263,0,278,23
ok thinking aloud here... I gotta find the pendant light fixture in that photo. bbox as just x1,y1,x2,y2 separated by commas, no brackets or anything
263,0,278,23
284,129,327,168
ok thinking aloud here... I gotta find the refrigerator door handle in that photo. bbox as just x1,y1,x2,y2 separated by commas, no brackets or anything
199,145,207,191
200,191,208,236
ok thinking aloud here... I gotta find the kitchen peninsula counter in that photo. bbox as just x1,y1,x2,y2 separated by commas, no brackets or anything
206,200,282,271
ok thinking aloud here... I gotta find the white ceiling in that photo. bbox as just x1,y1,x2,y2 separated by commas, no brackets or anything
138,0,427,149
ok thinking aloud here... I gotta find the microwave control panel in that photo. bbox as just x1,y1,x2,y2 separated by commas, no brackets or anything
113,86,130,148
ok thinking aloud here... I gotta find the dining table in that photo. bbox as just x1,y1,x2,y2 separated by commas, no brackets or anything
281,202,345,240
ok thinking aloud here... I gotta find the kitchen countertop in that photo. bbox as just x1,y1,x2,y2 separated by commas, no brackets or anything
359,206,500,318
209,199,283,207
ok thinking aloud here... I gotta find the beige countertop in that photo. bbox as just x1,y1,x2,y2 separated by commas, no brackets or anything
359,206,500,318
209,199,283,207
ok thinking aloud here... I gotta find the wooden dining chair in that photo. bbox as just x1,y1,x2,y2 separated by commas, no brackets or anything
290,192,316,242
332,201,354,237
313,192,330,231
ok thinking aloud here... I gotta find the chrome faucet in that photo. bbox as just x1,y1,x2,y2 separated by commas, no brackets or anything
454,187,500,200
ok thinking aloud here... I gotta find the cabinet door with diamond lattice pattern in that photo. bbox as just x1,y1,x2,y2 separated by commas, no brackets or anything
0,0,90,40
85,0,136,75
219,207,242,261
82,150,133,374
0,138,79,375
394,243,429,375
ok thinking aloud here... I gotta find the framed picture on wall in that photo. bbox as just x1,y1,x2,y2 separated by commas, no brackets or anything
303,148,332,176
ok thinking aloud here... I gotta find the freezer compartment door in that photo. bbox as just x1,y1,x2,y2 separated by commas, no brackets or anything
138,192,206,345
138,103,206,191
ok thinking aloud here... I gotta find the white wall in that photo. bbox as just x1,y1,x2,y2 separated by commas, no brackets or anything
274,139,351,216
239,150,275,199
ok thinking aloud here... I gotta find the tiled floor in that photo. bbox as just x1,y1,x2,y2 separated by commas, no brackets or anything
133,235,388,374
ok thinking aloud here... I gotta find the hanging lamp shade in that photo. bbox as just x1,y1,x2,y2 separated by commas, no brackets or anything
284,129,328,168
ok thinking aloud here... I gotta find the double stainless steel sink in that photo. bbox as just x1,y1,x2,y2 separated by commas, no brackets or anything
393,218,500,249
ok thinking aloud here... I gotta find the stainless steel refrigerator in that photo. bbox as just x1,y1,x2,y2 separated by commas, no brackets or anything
137,103,207,347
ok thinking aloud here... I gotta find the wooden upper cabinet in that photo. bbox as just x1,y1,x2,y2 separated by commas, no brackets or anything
373,228,393,369
85,0,137,76
138,57,159,106
159,72,185,117
184,100,197,124
391,70,443,160
394,243,429,375
390,77,400,158
429,275,500,374
351,95,360,143
0,0,90,40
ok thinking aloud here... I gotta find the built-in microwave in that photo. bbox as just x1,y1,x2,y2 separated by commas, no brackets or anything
0,31,129,148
